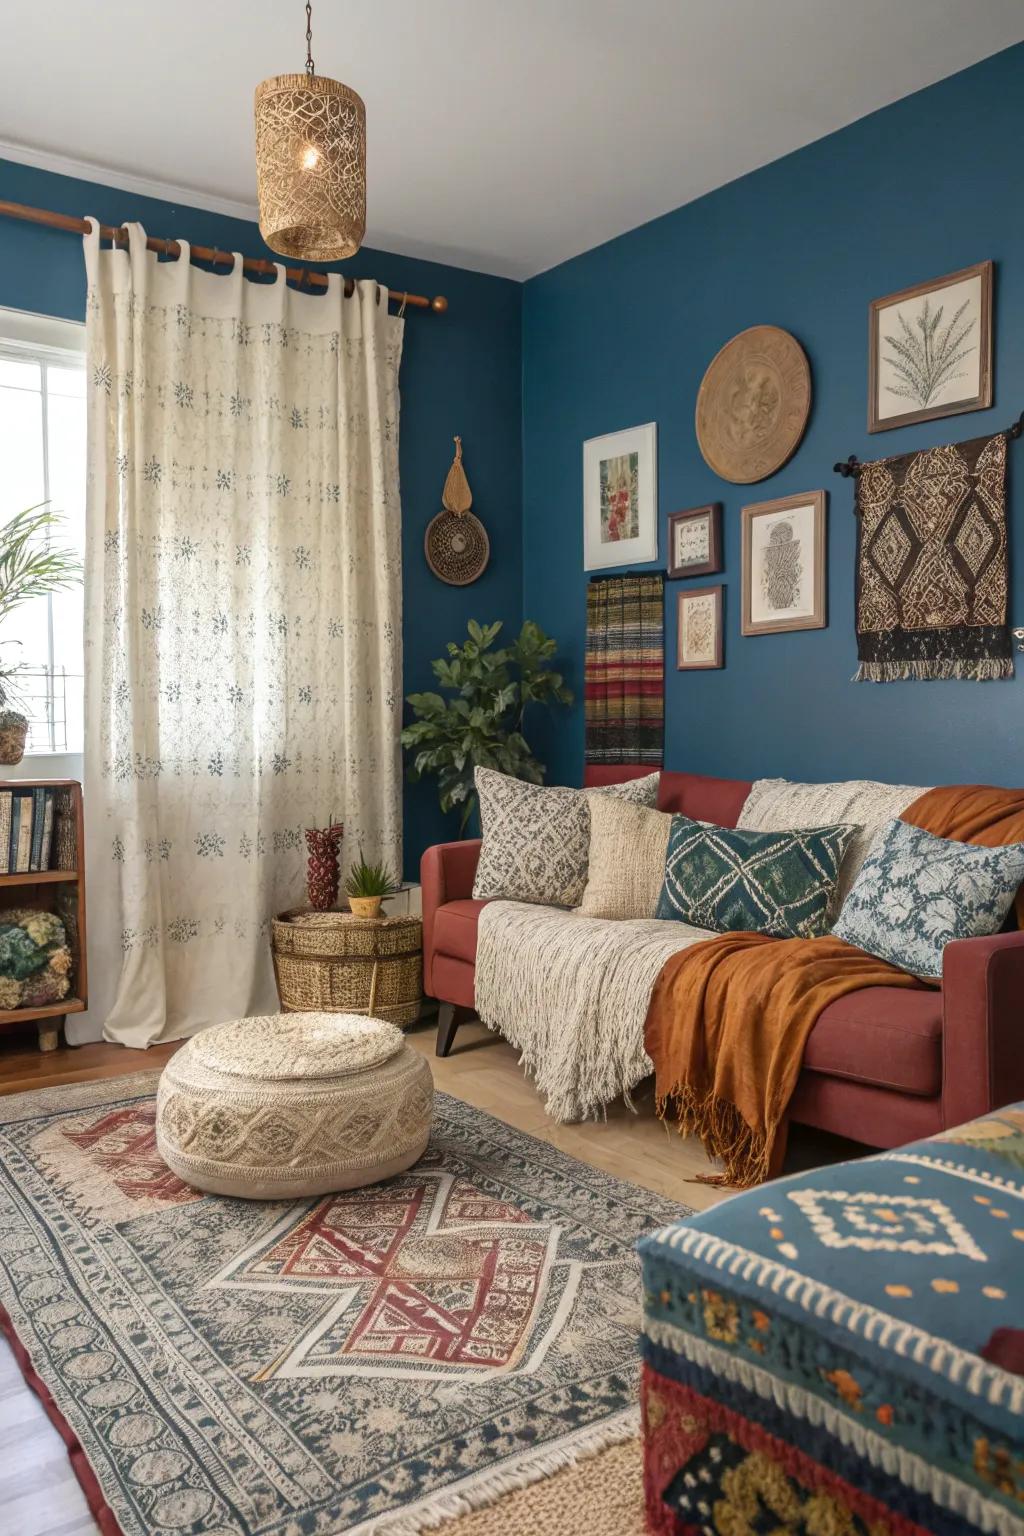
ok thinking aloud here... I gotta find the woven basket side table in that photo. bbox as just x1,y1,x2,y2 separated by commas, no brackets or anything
271,910,422,1026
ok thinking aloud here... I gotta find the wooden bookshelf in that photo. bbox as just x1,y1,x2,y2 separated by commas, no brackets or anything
0,779,86,1052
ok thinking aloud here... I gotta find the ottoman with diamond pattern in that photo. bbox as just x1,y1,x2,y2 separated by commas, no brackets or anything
638,1104,1024,1536
156,1012,434,1197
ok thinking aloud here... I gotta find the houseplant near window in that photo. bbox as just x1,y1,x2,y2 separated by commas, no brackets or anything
0,506,82,765
345,850,400,919
401,619,572,832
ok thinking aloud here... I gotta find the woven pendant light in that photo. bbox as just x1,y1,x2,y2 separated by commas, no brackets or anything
254,1,366,262
425,438,490,586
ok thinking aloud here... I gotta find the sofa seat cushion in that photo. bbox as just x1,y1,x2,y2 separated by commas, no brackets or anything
803,986,943,1096
433,898,488,965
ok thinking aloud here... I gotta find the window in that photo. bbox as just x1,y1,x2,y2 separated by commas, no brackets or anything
0,309,86,754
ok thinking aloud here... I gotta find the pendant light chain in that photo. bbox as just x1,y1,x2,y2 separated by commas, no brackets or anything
305,0,315,78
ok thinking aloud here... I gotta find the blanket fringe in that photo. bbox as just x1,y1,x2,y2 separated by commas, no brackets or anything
656,1083,774,1189
367,1409,640,1534
853,658,1013,683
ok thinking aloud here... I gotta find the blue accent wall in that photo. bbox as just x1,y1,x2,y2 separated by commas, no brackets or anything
0,158,523,877
522,43,1024,793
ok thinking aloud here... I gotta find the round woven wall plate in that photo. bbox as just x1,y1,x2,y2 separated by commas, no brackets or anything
425,509,490,586
695,325,811,484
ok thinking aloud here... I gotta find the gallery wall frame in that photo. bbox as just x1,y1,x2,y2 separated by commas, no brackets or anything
677,583,724,670
583,421,658,571
868,260,993,434
667,503,722,579
741,490,827,636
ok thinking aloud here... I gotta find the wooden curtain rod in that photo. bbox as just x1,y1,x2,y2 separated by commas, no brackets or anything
0,198,448,313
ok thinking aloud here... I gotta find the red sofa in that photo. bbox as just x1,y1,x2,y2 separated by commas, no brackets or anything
421,768,1024,1151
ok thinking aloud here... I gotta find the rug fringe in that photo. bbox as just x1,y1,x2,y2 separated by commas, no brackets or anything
364,1409,640,1534
853,658,1014,683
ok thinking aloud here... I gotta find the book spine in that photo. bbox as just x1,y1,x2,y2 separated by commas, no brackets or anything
9,794,21,873
16,794,33,873
40,790,55,871
0,791,11,874
30,787,45,872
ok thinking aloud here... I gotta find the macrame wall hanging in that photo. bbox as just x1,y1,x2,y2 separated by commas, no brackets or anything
425,437,490,585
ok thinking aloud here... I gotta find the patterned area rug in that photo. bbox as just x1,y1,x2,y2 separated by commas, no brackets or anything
0,1072,685,1535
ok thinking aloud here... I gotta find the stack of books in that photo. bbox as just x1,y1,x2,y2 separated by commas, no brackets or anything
0,787,65,875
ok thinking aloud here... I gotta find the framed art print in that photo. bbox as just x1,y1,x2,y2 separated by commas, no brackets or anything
677,584,723,670
869,261,992,433
583,422,658,571
741,491,826,635
667,503,722,579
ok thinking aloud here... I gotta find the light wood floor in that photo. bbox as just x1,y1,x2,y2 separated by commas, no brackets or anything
0,1012,863,1213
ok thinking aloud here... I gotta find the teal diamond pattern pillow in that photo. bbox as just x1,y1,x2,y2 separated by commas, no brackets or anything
655,814,856,939
833,818,1024,979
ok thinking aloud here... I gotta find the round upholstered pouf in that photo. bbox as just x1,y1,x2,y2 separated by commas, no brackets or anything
155,1013,434,1198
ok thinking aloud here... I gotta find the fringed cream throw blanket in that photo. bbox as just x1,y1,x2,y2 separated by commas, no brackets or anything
474,902,713,1122
854,432,1013,682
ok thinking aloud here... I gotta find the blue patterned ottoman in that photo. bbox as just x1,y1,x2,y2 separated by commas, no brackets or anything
639,1106,1024,1536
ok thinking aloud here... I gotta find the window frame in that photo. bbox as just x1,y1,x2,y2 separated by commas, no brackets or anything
0,306,86,757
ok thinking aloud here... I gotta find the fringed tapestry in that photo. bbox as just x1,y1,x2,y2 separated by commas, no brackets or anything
854,431,1012,681
585,573,664,765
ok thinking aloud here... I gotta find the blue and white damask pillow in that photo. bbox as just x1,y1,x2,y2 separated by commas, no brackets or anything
833,819,1024,979
655,814,856,940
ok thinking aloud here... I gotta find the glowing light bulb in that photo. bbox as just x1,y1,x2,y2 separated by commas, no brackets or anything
301,144,319,170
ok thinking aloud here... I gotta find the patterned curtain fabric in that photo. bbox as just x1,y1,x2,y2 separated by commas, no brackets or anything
854,432,1012,681
584,573,664,765
77,222,404,1047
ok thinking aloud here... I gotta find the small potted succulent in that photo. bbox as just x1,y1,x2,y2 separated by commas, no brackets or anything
345,849,400,920
0,506,82,765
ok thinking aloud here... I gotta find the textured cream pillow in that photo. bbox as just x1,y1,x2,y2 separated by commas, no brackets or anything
578,796,672,919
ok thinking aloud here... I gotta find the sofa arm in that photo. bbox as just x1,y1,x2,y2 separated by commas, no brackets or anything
941,930,1024,1128
420,839,482,995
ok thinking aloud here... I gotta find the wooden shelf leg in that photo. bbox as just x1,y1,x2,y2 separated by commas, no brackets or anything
37,1016,63,1053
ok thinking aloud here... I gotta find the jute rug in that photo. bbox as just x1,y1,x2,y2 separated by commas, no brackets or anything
0,1072,685,1534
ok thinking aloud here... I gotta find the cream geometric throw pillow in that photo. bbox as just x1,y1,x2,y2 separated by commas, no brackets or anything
472,767,659,908
578,796,672,919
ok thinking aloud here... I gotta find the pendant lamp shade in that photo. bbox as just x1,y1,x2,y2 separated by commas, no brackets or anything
254,72,366,262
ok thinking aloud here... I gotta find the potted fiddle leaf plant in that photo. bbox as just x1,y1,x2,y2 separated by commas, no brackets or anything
401,619,572,833
345,849,400,920
0,506,82,765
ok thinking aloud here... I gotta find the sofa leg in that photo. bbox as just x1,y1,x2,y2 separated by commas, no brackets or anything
436,1004,470,1058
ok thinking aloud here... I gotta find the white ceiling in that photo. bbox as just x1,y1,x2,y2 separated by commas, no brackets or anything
3,1,1023,280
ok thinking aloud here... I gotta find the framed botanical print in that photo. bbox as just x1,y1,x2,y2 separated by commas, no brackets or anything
667,503,722,579
868,261,992,433
677,584,723,670
583,422,658,571
741,491,826,635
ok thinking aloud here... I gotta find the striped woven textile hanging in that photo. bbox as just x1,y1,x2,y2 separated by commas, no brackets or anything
585,573,664,765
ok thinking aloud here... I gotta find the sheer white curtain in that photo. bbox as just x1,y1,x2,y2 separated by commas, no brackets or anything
75,221,403,1047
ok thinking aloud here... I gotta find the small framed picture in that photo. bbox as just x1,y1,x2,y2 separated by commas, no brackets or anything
583,422,658,571
869,261,993,434
667,503,722,579
741,491,826,636
677,584,723,670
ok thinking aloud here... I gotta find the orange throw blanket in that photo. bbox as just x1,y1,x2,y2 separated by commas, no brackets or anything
645,784,1024,1188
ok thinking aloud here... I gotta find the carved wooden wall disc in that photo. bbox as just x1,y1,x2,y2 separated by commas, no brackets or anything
425,509,490,586
695,325,811,484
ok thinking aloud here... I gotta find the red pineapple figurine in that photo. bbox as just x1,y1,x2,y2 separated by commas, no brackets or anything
305,821,344,910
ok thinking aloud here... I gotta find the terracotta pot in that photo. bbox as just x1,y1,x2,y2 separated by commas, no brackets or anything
348,895,383,920
0,712,28,766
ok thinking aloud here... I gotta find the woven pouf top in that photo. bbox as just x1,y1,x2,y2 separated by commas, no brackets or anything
186,1012,404,1082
